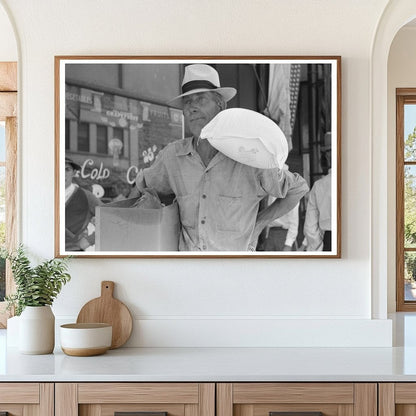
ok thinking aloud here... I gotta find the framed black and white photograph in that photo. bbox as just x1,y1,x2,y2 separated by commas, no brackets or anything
55,56,341,258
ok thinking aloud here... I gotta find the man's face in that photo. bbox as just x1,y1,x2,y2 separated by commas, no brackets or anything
65,163,75,189
183,91,222,138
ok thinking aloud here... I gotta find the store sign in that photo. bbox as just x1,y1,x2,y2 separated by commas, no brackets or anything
126,165,139,184
80,159,111,181
78,158,139,185
66,91,93,104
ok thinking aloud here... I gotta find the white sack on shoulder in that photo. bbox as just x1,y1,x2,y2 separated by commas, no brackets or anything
200,108,289,169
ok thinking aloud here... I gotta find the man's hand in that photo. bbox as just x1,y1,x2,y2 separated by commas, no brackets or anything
79,236,91,251
283,245,292,251
298,243,307,251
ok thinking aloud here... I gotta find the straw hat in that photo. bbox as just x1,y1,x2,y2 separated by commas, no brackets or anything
169,64,237,107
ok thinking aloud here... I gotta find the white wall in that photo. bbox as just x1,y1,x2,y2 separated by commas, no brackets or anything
0,2,16,61
387,26,416,312
0,0,394,347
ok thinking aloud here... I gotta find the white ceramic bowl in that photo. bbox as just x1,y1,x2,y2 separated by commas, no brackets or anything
60,323,112,356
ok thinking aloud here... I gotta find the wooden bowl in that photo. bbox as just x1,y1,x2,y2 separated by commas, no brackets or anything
60,323,112,356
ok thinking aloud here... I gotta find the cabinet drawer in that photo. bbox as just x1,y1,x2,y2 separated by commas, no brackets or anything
0,383,39,403
379,383,416,415
56,383,215,416
78,383,200,403
0,383,53,416
218,383,376,416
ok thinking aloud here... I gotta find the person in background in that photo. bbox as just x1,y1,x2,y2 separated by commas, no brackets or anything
303,149,332,251
113,181,131,202
263,201,299,251
65,157,101,251
135,64,309,251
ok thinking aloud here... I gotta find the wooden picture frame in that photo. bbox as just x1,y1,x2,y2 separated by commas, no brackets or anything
55,56,341,258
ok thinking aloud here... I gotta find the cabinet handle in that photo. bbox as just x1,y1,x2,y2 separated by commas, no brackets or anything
270,413,323,416
115,412,167,416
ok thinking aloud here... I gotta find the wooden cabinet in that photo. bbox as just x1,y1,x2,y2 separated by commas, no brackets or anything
55,383,215,416
53,382,380,416
379,383,416,416
0,383,53,415
217,383,377,416
1,381,411,416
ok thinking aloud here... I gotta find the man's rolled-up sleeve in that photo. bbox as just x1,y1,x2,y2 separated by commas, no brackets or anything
255,168,309,226
259,168,308,199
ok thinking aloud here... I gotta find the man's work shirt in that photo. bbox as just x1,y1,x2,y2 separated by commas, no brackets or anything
136,137,308,251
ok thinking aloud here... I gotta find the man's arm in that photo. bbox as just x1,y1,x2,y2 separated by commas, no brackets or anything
135,148,173,195
250,171,308,247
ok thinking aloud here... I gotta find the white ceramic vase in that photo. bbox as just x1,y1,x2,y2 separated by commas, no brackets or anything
18,305,55,354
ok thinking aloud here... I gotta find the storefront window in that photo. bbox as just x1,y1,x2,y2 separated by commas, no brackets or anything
123,130,129,159
78,122,89,152
65,80,183,202
65,119,70,150
112,127,125,157
96,125,108,155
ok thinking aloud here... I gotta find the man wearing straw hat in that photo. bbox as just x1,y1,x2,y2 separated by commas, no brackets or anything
135,64,308,251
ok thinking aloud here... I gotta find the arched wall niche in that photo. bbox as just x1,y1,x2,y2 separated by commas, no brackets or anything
371,0,416,318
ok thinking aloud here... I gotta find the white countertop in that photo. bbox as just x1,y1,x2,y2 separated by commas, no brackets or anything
3,313,416,382
2,345,416,382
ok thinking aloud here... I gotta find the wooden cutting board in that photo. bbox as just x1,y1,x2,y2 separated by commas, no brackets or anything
76,281,133,349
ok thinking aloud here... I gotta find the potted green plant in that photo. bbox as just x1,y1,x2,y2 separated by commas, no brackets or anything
3,245,71,354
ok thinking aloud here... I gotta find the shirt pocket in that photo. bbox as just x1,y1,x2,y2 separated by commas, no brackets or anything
176,194,198,229
216,194,244,232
